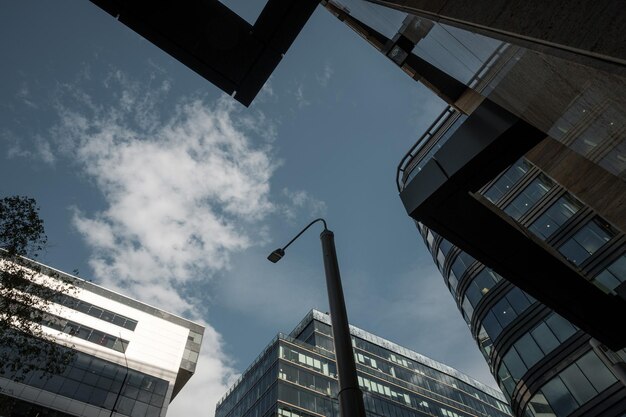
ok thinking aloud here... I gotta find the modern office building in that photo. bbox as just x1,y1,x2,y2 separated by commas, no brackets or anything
0,256,204,417
216,309,512,417
312,0,626,349
415,222,626,417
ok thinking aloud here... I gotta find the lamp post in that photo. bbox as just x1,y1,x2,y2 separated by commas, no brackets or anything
268,218,366,417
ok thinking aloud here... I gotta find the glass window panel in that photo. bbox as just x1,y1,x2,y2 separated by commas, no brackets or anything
450,251,475,280
482,311,503,339
516,334,544,368
426,232,435,248
560,364,596,405
529,195,581,240
504,175,553,220
448,271,459,292
498,364,515,396
503,349,527,381
542,378,578,417
531,323,560,354
132,401,148,417
88,306,103,318
59,379,80,397
559,218,615,265
526,392,556,417
546,314,577,342
88,330,106,345
146,405,161,417
279,383,299,406
507,288,531,314
484,159,530,203
576,351,617,392
74,384,94,403
462,297,474,323
90,388,108,407
493,298,516,328
593,255,626,292
439,239,453,256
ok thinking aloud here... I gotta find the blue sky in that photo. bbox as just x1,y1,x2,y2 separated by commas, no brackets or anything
0,2,498,415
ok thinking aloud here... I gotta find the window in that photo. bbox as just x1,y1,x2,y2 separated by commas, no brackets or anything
504,175,553,220
525,351,617,417
558,218,616,265
593,254,626,293
483,159,530,203
464,269,500,308
481,288,535,341
438,239,454,256
529,195,581,240
450,251,476,281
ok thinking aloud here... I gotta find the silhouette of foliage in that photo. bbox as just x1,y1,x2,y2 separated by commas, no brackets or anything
0,196,75,382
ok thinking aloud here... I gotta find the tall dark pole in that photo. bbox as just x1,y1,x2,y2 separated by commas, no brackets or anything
320,229,366,417
267,219,366,417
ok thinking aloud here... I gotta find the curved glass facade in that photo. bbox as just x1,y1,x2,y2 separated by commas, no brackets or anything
413,158,626,417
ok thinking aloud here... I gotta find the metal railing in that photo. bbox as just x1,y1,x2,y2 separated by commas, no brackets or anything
396,42,512,192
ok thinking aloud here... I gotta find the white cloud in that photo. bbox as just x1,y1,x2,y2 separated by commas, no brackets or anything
49,71,287,416
4,130,55,165
280,188,327,221
294,84,310,108
316,63,333,87
16,82,39,109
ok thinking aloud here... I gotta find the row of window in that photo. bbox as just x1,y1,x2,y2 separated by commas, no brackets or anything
278,382,334,417
1,341,167,417
41,312,129,353
348,331,509,414
448,252,476,293
20,281,138,330
53,292,138,330
279,362,336,397
279,343,336,379
216,343,278,417
525,351,617,417
497,313,577,397
480,287,535,342
460,269,501,323
354,340,510,417
224,366,278,417
485,158,623,293
307,319,509,415
240,385,277,417
304,322,509,417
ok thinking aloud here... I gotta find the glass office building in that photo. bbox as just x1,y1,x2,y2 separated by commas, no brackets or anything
315,1,626,416
325,0,626,350
0,257,204,417
215,309,512,417
415,217,626,417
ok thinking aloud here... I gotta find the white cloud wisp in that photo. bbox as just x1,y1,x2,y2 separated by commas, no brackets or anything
50,74,284,416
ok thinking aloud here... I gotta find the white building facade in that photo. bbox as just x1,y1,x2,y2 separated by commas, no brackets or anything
0,258,203,417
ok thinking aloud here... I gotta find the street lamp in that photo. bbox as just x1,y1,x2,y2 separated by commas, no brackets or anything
267,218,366,417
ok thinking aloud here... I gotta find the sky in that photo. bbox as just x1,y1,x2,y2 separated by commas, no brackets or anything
0,1,500,416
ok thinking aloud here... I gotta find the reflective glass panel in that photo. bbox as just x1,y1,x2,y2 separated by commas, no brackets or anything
504,175,553,220
541,378,578,417
593,254,626,293
484,159,530,203
529,194,581,240
558,218,615,265
576,351,617,392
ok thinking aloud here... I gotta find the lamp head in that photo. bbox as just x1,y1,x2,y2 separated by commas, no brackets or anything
267,248,285,263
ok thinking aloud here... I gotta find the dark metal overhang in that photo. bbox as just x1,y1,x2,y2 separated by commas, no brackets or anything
90,0,320,106
399,99,626,349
